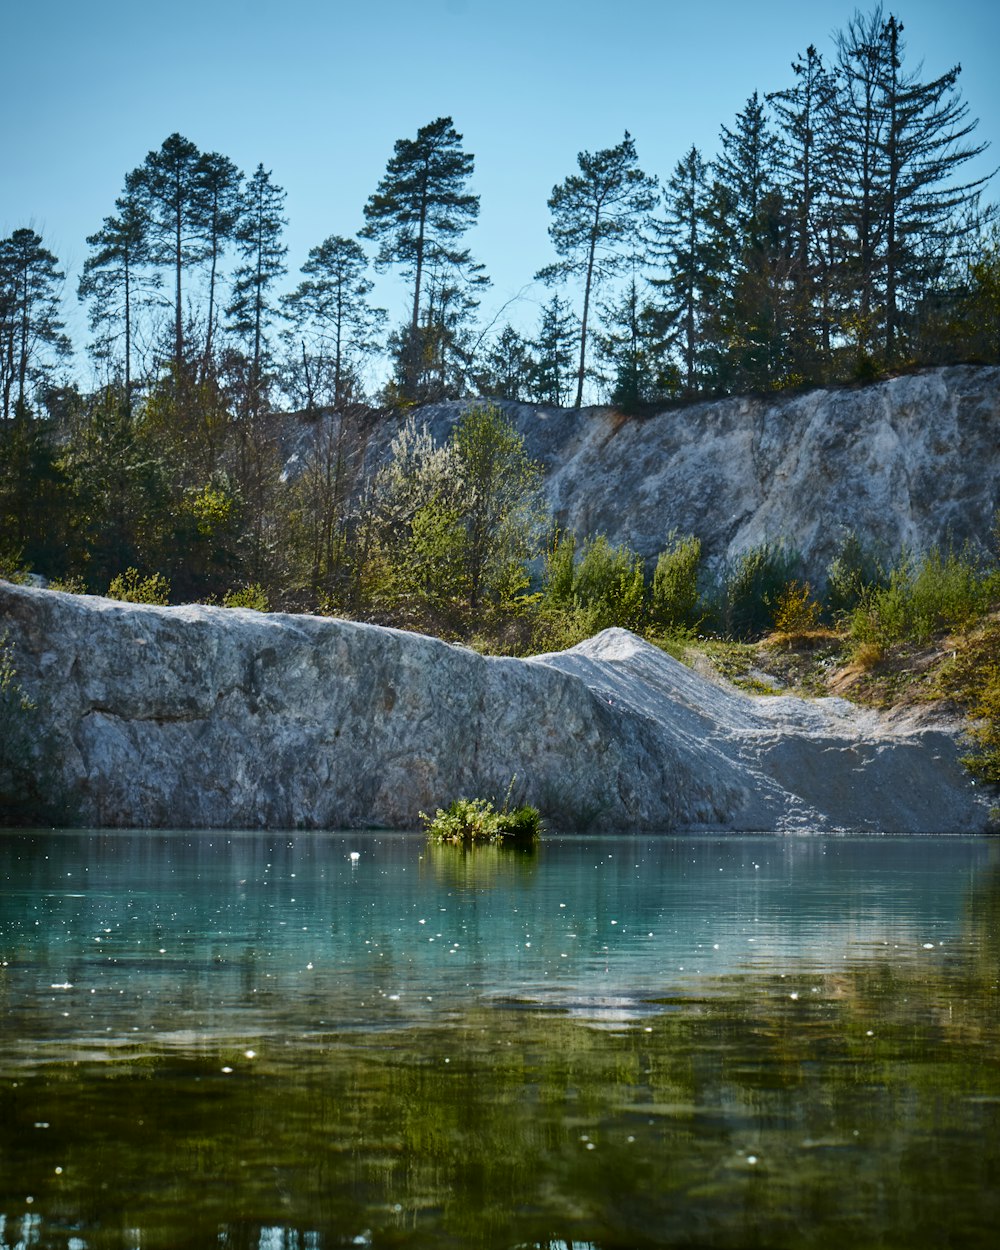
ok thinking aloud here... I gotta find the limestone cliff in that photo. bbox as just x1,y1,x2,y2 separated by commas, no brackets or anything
383,365,1000,572
0,581,988,832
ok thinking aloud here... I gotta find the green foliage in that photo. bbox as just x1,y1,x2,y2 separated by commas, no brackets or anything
772,580,823,637
108,567,171,605
421,795,541,847
572,535,646,631
826,532,887,616
714,543,800,640
650,533,702,628
940,622,1000,785
849,547,992,653
222,583,269,611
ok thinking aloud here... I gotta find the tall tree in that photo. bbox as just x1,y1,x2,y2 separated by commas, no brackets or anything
649,147,727,394
129,133,207,367
196,151,243,371
595,271,662,411
769,44,840,369
714,92,783,251
832,8,991,362
477,324,536,401
282,235,385,409
228,163,288,399
530,294,578,407
360,117,481,398
538,132,658,408
0,229,70,421
78,190,158,414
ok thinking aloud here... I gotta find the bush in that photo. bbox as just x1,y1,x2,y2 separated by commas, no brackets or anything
570,535,647,631
421,796,542,846
772,580,823,638
222,583,270,611
940,621,1000,785
825,532,887,616
715,543,800,640
108,567,170,605
848,546,991,654
650,533,702,629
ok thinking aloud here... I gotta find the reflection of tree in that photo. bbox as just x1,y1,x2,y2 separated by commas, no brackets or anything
7,964,1000,1248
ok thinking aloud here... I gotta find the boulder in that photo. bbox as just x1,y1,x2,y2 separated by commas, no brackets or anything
0,581,989,832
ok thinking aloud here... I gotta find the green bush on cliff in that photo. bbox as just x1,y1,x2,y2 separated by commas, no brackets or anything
108,567,171,605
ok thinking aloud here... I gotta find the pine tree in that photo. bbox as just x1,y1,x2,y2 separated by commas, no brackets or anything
477,324,536,401
530,294,578,407
360,117,482,399
0,229,70,422
769,44,840,369
282,235,386,409
649,147,728,394
538,132,658,408
595,273,661,411
78,190,159,414
228,163,288,401
196,151,243,371
129,133,208,368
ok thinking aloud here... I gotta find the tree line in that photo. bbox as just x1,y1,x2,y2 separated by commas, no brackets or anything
1,5,999,619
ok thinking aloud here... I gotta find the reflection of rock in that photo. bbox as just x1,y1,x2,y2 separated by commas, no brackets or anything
389,366,1000,575
1,580,989,832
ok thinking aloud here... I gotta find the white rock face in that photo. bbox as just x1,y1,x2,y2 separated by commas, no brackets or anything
1,582,988,832
401,366,1000,571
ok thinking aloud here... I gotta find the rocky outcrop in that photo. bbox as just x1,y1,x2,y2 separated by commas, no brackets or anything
1,581,989,832
385,366,1000,574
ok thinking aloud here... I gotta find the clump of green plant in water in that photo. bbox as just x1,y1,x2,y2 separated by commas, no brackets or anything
421,796,542,847
108,567,171,605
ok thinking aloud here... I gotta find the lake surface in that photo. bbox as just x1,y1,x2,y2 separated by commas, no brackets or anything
1,830,998,1249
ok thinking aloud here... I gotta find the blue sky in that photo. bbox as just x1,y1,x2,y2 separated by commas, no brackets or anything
4,0,998,380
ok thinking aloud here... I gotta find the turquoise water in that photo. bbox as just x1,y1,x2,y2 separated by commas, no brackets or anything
1,830,998,1248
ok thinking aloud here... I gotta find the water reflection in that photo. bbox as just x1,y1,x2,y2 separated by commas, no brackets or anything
1,832,998,1248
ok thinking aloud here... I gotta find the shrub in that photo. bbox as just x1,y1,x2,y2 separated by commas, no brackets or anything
715,543,799,640
571,535,647,632
222,583,270,611
848,546,990,654
772,580,823,638
650,533,702,629
940,621,1000,785
108,567,170,605
421,796,542,846
825,532,886,616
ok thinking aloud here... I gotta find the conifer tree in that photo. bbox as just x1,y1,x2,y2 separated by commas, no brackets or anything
530,294,578,407
0,229,70,421
361,117,481,398
78,190,158,414
649,147,727,394
129,133,207,367
197,151,243,371
282,235,385,409
229,163,288,398
538,132,658,408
